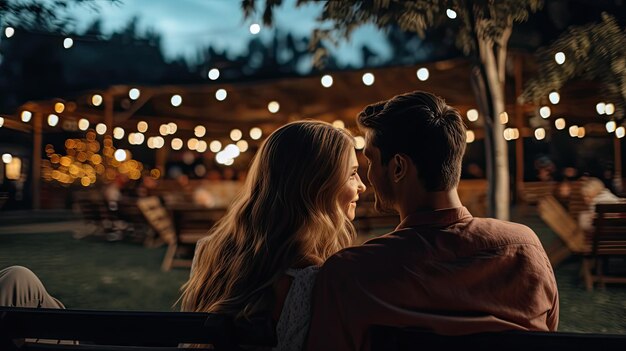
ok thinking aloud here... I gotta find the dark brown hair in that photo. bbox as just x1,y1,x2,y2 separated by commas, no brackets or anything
357,91,466,191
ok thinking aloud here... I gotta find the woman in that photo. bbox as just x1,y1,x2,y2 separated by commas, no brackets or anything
179,120,366,350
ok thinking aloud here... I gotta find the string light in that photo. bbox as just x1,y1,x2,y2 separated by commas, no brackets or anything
332,120,345,129
249,23,261,35
171,94,182,107
167,122,178,134
0,116,4,128
210,140,222,152
78,118,89,131
321,74,333,88
5,27,15,38
230,129,242,141
236,140,249,152
21,111,32,122
362,73,375,86
555,118,566,130
194,125,206,137
466,109,479,122
249,127,262,140
549,91,560,104
555,52,566,65
606,121,616,133
54,102,65,113
95,123,107,135
354,136,366,149
63,37,73,49
114,149,127,162
466,130,475,143
616,126,625,139
113,127,125,140
208,68,220,80
129,88,140,100
171,138,183,150
535,128,546,140
539,106,551,118
596,102,606,115
47,114,59,127
416,67,429,81
446,9,457,19
2,153,12,164
197,140,208,153
605,103,615,115
91,94,103,106
215,89,227,101
268,101,280,113
499,112,509,124
568,125,579,137
137,121,148,133
187,138,199,150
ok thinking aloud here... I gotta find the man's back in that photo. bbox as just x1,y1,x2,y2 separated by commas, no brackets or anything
305,207,559,351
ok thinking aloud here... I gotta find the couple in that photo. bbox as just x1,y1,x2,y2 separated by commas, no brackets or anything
0,91,559,351
179,91,559,350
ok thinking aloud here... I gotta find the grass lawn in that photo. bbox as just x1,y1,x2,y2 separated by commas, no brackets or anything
1,228,626,334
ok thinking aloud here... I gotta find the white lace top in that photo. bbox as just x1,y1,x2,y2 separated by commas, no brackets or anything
272,265,319,351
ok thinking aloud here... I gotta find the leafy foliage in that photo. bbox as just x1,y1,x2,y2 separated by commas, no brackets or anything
521,13,626,119
242,0,542,64
0,0,119,32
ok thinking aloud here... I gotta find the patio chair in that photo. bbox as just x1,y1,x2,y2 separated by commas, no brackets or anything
537,195,589,266
582,203,626,290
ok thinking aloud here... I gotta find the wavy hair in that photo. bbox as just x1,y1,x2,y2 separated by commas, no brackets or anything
179,120,357,319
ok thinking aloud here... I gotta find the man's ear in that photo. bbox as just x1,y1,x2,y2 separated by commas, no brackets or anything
391,154,409,183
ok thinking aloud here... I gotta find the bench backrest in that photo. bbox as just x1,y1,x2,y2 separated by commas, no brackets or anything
593,203,626,256
370,326,626,351
0,307,276,350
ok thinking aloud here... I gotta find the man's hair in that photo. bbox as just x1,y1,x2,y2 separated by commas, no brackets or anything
357,90,466,191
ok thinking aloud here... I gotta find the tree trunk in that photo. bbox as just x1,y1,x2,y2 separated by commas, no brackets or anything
471,33,510,220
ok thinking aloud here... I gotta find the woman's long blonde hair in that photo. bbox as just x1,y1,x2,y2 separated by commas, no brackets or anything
179,120,357,319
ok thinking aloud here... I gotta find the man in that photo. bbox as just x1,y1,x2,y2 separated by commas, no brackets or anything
305,91,559,351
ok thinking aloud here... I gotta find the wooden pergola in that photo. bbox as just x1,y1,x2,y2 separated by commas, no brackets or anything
0,52,620,209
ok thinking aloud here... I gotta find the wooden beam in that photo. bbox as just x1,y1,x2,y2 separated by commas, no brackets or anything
514,54,525,203
31,113,42,210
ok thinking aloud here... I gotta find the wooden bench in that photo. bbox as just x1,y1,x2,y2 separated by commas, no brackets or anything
370,326,626,351
0,307,276,351
582,203,626,290
537,195,588,266
520,181,557,205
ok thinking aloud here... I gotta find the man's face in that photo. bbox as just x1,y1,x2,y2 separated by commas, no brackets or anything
363,134,395,213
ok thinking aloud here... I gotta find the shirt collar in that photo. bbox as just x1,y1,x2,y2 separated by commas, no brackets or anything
396,207,472,230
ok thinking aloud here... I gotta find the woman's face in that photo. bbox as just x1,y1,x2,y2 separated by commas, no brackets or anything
338,149,366,220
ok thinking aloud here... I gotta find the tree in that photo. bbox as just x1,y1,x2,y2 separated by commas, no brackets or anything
243,0,543,220
0,0,118,32
521,13,626,121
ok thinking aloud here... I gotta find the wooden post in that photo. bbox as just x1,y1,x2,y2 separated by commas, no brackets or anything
104,91,114,137
156,146,168,175
31,112,42,210
614,137,623,194
514,54,524,203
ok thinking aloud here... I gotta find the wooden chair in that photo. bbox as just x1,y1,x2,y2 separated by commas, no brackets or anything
537,195,589,266
581,203,626,290
0,307,276,350
136,196,179,270
370,326,626,351
137,197,224,271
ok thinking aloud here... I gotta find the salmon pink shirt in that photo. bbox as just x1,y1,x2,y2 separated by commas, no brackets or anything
305,207,559,351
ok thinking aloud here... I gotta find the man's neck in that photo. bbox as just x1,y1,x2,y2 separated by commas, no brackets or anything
397,189,463,221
